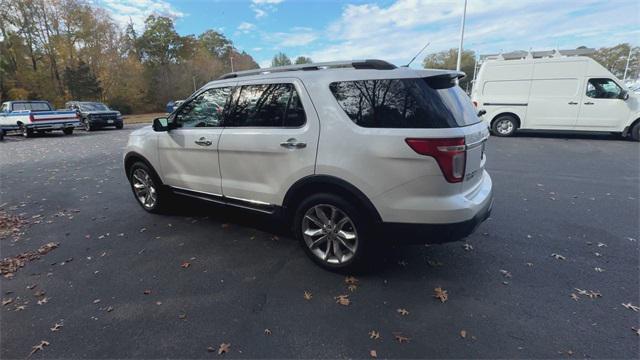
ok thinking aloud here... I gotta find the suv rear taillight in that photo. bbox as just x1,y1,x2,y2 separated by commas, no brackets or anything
405,138,466,183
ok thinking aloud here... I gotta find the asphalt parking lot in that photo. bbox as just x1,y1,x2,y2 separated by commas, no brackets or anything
1,126,638,359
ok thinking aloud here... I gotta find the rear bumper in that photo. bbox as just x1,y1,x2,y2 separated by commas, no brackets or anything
25,121,79,130
381,190,493,244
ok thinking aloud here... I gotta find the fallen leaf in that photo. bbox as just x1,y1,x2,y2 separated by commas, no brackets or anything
633,327,640,336
2,298,13,306
370,350,378,358
335,294,350,306
394,333,410,343
37,297,49,305
345,276,359,285
368,330,381,340
93,299,101,304
434,287,448,303
264,328,272,335
29,340,50,356
622,303,640,312
50,323,63,332
348,284,358,292
570,293,579,301
500,269,512,278
397,308,409,316
207,346,216,352
462,243,473,251
594,267,605,272
551,253,566,260
303,291,313,300
143,289,152,295
181,261,191,268
460,330,467,338
15,305,26,311
218,343,230,355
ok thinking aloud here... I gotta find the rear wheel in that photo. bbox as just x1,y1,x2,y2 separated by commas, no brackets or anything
491,115,517,137
22,126,33,138
630,121,640,142
293,193,371,272
63,128,74,135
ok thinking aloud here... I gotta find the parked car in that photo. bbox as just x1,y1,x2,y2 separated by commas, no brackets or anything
165,100,185,114
0,100,79,137
123,60,493,271
65,101,123,131
471,55,640,140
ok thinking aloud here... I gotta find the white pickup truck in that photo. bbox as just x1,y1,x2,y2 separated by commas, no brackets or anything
0,100,80,138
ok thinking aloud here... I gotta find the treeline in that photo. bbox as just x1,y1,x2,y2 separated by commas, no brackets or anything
0,0,259,113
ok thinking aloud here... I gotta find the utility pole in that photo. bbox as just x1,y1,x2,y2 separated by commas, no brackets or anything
455,0,468,85
623,47,632,82
230,54,235,72
192,76,196,92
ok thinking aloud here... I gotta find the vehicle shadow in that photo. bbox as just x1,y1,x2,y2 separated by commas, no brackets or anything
511,130,627,141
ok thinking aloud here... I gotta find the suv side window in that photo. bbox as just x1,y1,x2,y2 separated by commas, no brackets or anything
226,83,306,127
174,87,231,128
586,78,622,99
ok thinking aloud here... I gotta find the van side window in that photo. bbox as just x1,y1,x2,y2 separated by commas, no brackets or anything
174,87,231,128
226,83,306,127
586,79,622,99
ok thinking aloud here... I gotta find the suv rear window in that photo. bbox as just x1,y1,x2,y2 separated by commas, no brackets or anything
329,77,479,128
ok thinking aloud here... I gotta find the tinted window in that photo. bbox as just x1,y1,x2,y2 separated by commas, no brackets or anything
329,77,479,128
174,87,231,128
586,78,622,99
12,102,51,111
226,83,306,127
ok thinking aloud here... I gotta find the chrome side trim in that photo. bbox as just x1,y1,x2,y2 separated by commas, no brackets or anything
169,186,276,214
465,136,489,150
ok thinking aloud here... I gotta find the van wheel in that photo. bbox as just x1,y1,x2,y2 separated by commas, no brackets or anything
631,122,640,141
293,193,371,272
491,115,517,137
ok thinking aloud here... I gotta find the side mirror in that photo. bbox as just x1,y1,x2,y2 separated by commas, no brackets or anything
152,117,170,132
477,109,487,117
620,90,629,100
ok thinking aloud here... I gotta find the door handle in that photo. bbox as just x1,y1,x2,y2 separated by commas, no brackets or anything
280,138,306,149
194,137,212,146
568,101,578,105
584,102,594,105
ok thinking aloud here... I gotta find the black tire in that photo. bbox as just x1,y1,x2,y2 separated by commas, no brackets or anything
293,192,373,272
22,126,34,138
0,130,4,141
127,161,169,214
630,121,640,142
84,119,93,131
115,123,123,129
63,127,74,135
491,115,518,137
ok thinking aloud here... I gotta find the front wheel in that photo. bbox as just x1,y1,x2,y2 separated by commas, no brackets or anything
84,119,93,131
293,193,372,272
115,123,123,129
128,162,169,213
491,115,517,137
63,128,74,135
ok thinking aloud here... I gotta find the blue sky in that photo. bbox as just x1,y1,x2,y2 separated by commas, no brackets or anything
99,0,640,68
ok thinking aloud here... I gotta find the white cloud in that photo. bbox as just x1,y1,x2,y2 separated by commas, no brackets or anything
305,0,640,66
250,0,283,19
100,0,184,30
237,22,256,33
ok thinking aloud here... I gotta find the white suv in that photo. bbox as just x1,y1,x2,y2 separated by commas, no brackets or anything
124,60,493,271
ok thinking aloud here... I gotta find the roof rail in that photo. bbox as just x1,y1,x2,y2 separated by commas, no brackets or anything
219,59,397,79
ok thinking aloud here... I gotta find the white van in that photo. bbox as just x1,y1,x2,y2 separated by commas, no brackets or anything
471,56,640,140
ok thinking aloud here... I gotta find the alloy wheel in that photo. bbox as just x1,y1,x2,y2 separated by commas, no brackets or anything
302,204,358,264
131,168,157,209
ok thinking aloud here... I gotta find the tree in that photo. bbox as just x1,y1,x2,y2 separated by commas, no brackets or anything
198,30,232,57
422,48,476,91
137,15,182,65
63,61,102,100
294,56,313,65
588,43,639,80
271,52,292,67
